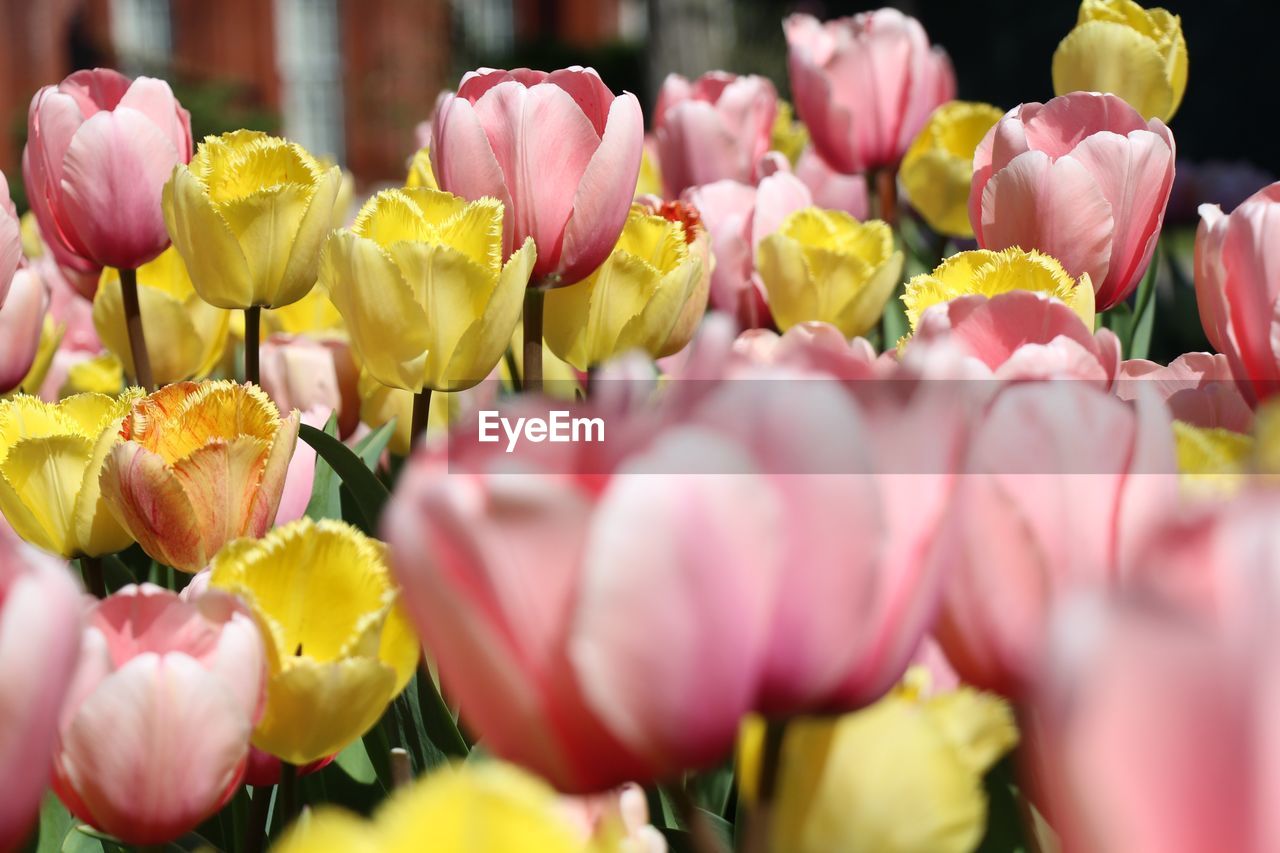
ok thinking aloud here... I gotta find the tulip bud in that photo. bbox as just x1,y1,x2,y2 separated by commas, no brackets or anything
162,130,342,309
900,102,1003,238
757,208,903,339
0,269,49,394
405,146,438,190
1053,0,1188,123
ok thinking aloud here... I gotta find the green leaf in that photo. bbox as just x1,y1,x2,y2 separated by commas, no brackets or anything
298,423,390,532
976,755,1031,853
33,795,78,853
1128,247,1160,361
352,420,397,471
415,663,470,759
99,555,135,592
335,737,379,784
304,413,343,522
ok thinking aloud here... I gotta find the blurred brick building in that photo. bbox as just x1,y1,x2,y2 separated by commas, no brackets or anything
1,0,630,195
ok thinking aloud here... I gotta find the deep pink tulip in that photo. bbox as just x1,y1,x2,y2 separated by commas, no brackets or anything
1,525,82,850
1196,182,1280,403
1116,352,1253,432
1,172,20,307
0,269,50,394
971,92,1176,310
23,68,192,275
784,9,955,175
934,382,1178,699
654,72,778,197
52,585,265,845
431,67,643,286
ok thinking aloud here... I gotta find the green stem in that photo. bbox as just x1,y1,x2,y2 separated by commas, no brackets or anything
410,388,432,452
873,168,899,228
744,719,788,853
242,785,273,853
119,267,154,391
244,306,262,386
667,783,729,853
80,555,106,599
276,762,299,830
522,286,545,394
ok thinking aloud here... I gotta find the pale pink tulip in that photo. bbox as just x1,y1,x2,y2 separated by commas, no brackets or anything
971,92,1176,310
784,9,955,174
52,584,264,845
794,145,870,219
1196,182,1280,403
1,172,20,307
935,382,1178,699
23,68,191,275
654,72,778,197
431,67,643,286
0,268,50,394
1116,352,1253,431
274,407,329,526
260,334,360,438
1,526,83,850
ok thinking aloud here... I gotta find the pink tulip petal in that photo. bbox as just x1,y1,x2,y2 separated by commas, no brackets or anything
118,76,192,160
547,67,613,136
0,269,49,393
1021,91,1149,160
431,95,515,255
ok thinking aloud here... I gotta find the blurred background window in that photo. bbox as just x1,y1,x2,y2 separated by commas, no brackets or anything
109,0,171,73
275,0,344,164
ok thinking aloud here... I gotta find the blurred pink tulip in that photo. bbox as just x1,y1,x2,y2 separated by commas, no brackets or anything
1116,352,1253,432
274,407,329,526
23,68,191,275
971,92,1175,310
431,67,643,286
784,9,955,174
1,172,20,307
653,71,778,197
1196,182,1280,403
52,585,265,845
935,382,1178,699
1,527,82,850
684,170,811,329
0,268,50,394
794,146,870,219
260,334,360,438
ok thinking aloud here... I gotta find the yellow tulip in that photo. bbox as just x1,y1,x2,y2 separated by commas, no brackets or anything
405,146,438,190
162,130,342,309
901,102,1004,238
274,762,601,853
94,248,230,385
19,211,43,259
1172,421,1252,497
771,100,810,167
64,354,124,397
757,209,903,338
502,324,581,400
1052,0,1187,122
634,143,663,199
544,202,709,370
739,670,1018,853
0,390,142,557
209,517,419,764
320,188,534,393
903,248,1095,334
99,381,300,572
266,286,346,337
357,368,455,457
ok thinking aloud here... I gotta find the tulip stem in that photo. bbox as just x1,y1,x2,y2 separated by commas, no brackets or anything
277,762,300,827
666,784,730,853
744,718,788,853
410,389,432,452
243,785,272,853
119,267,154,391
245,306,262,386
522,286,544,393
79,556,106,599
873,169,899,227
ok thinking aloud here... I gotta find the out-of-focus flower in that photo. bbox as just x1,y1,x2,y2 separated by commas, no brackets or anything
0,269,49,394
784,10,955,174
0,529,82,850
1167,159,1275,225
0,390,141,557
52,584,265,845
770,100,809,166
209,518,418,764
1115,352,1253,432
1,172,19,306
794,147,870,220
406,146,437,190
653,71,777,197
903,248,1095,335
100,381,299,572
560,784,667,853
738,669,1017,853
757,208,902,338
431,67,643,286
1196,182,1280,403
163,130,342,309
274,408,329,526
24,68,191,274
322,188,533,392
60,355,124,399
635,138,664,198
14,315,64,397
901,102,1003,238
357,369,455,457
971,91,1175,310
93,247,229,385
934,382,1177,698
545,201,708,370
265,285,345,337
260,335,360,438
1053,0,1187,123
275,762,608,853
1170,421,1253,496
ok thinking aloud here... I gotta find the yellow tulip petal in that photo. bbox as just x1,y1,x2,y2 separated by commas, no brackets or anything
353,189,443,247
162,165,254,309
274,808,379,853
834,249,904,338
274,165,344,308
405,146,438,191
64,355,125,397
71,398,138,558
758,232,815,331
218,185,315,306
94,276,205,385
54,392,121,439
1053,21,1172,122
440,238,534,390
0,435,93,557
433,197,505,273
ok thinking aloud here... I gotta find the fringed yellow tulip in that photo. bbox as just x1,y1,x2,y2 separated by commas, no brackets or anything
901,102,1004,238
771,100,810,166
320,188,534,393
757,209,903,338
739,670,1018,853
94,248,230,385
405,146,438,190
162,130,342,309
544,201,709,370
275,762,601,853
903,248,1095,333
0,390,141,557
99,381,300,572
635,143,663,199
1053,0,1187,122
208,518,419,765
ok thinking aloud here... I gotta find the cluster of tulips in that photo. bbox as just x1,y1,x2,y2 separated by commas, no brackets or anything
4,0,1280,850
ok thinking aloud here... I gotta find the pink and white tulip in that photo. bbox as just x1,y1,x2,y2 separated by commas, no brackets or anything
1,172,20,307
0,268,48,395
1116,352,1253,432
260,334,360,438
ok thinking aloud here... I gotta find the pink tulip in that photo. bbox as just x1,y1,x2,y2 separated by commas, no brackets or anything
1,526,83,850
934,382,1178,699
684,170,811,329
431,67,643,286
260,334,360,438
274,407,329,526
1,172,20,308
1116,352,1253,432
52,584,265,845
653,72,778,197
971,92,1176,310
0,268,50,394
23,68,192,275
794,145,870,219
784,9,955,175
1196,182,1280,403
